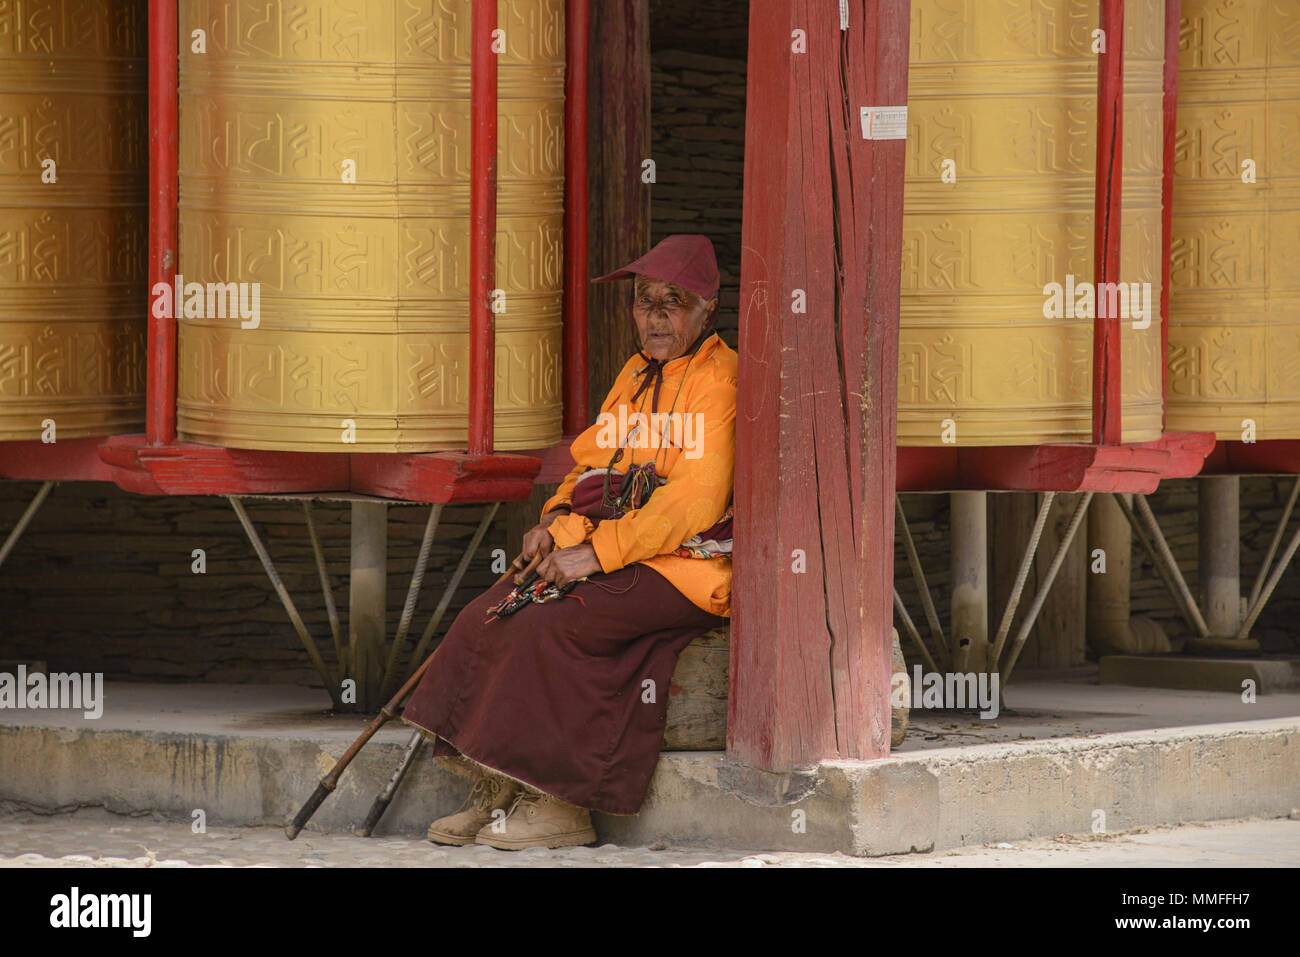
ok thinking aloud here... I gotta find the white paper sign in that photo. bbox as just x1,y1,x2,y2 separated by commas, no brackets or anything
860,106,908,140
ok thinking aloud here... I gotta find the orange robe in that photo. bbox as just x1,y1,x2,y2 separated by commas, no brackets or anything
541,332,737,618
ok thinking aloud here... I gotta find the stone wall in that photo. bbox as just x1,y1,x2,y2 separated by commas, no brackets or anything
0,481,508,690
649,0,747,348
2,476,1294,690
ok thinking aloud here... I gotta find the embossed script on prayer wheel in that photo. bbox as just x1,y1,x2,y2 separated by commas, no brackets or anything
1166,1,1300,439
899,0,1164,446
0,0,147,441
176,0,564,452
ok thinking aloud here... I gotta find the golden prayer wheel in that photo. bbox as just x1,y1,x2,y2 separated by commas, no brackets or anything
0,0,148,441
899,0,1165,446
1166,1,1300,440
176,0,564,452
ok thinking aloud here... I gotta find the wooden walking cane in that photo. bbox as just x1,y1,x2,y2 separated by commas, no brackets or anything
352,552,536,837
285,552,534,840
285,650,438,840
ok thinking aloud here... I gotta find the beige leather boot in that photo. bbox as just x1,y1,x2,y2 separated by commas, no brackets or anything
474,788,597,850
432,753,484,783
427,773,522,845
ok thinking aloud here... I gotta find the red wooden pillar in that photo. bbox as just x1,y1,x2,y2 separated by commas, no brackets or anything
730,0,911,771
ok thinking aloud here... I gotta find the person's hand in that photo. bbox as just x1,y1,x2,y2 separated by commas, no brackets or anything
520,506,570,564
521,524,555,564
536,543,602,587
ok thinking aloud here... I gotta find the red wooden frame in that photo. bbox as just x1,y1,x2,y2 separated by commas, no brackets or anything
468,0,498,455
563,0,590,435
1160,0,1180,431
1092,0,1124,444
8,0,1275,508
146,0,177,446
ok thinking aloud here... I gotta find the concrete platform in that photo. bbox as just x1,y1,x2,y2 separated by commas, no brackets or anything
1099,654,1300,693
1,677,1297,857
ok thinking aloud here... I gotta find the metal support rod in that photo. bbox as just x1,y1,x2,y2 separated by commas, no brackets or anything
378,504,444,698
1199,476,1241,636
229,496,339,699
1133,492,1210,640
1000,492,1093,684
1237,509,1300,642
302,502,344,672
349,501,388,711
895,497,947,669
987,491,1055,669
1113,492,1203,638
950,491,989,673
1087,491,1138,650
1248,475,1300,611
405,502,500,675
893,588,938,674
0,481,54,570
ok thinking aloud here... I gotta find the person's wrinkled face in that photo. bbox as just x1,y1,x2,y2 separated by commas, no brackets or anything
632,276,717,361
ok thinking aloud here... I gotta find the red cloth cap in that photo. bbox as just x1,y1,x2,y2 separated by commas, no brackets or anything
591,234,719,301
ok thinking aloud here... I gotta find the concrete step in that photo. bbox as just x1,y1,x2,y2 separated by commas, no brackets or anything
2,682,1297,856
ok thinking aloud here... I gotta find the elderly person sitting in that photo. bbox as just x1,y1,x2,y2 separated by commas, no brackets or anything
400,234,737,849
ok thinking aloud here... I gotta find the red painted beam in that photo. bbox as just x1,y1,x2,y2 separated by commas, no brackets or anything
1201,441,1300,476
563,0,590,434
0,438,116,482
99,436,349,496
731,0,910,771
95,438,540,503
1092,0,1124,445
896,432,1215,494
146,0,178,446
352,452,540,503
1160,0,1181,431
468,0,498,455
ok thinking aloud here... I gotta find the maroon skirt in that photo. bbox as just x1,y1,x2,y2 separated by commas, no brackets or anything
401,563,726,815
